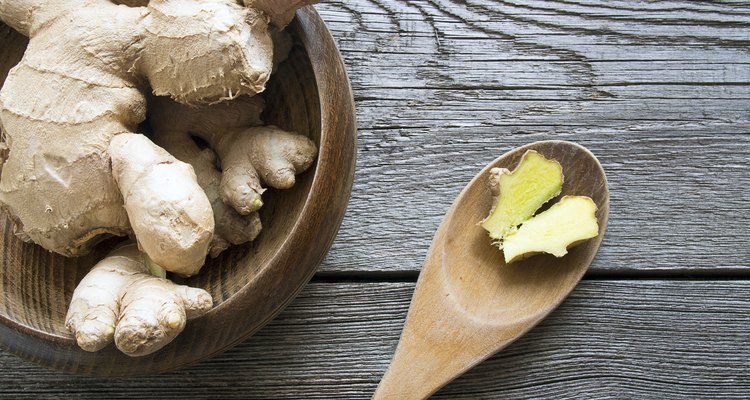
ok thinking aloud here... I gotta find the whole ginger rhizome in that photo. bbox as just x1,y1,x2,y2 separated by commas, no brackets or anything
0,0,317,356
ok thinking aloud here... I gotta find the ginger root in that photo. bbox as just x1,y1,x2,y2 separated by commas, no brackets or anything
65,243,213,357
0,0,319,356
149,95,268,258
109,133,214,277
149,95,318,217
246,0,319,28
64,91,317,356
481,150,598,263
0,0,312,274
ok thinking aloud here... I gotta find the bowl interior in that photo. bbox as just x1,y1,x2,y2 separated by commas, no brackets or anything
0,7,347,376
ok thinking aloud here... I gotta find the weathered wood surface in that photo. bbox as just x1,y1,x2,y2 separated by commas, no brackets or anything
0,281,748,399
1,1,749,398
313,0,750,275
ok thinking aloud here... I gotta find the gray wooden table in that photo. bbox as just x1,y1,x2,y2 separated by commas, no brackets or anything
1,1,749,398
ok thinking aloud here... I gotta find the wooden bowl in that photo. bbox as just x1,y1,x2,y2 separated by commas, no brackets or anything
0,7,356,377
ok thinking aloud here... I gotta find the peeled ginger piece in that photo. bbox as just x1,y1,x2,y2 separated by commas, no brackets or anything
503,196,598,263
480,151,563,241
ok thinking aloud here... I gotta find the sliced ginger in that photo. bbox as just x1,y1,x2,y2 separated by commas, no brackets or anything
481,150,563,240
481,150,599,263
503,196,598,263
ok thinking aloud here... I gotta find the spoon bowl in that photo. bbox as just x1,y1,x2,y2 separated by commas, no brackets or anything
374,140,609,399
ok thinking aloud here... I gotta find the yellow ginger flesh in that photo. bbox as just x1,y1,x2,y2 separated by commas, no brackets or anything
503,196,599,263
480,150,563,240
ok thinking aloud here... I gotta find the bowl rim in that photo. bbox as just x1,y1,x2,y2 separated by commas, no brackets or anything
0,6,357,377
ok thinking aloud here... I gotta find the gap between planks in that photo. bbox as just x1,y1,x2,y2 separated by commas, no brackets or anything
312,267,750,283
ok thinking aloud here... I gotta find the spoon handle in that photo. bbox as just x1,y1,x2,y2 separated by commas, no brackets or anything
372,254,525,400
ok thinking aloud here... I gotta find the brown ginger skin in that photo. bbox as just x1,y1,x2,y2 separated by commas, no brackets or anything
65,243,213,357
150,95,267,258
150,94,317,247
247,0,320,28
0,0,320,356
149,28,315,258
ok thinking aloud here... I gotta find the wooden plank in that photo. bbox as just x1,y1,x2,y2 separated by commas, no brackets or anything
324,132,750,276
0,281,747,398
308,1,750,274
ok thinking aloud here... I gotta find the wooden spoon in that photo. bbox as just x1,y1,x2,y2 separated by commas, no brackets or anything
373,140,609,399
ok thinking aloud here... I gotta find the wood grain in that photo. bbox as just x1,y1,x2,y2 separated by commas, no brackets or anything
311,0,750,275
0,280,747,399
